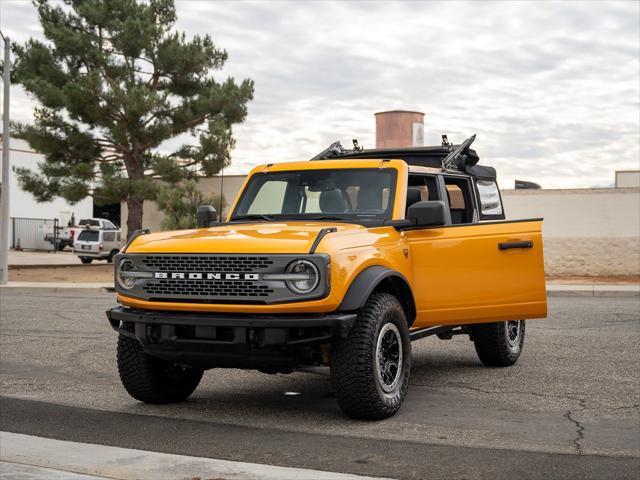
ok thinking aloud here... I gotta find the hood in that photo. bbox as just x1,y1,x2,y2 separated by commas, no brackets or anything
126,222,365,254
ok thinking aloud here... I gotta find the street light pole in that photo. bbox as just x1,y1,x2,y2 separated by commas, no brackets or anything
0,35,10,284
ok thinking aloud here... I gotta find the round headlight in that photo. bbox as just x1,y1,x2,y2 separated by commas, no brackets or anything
285,259,320,294
116,258,137,290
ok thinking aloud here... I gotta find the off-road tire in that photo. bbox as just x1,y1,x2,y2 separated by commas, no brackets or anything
331,293,411,420
472,320,525,367
117,334,203,404
80,257,92,264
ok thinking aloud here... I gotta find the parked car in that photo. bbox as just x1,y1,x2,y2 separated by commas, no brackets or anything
46,217,120,251
74,226,123,263
106,135,547,419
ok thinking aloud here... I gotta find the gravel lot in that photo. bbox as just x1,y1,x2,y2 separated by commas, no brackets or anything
1,291,639,479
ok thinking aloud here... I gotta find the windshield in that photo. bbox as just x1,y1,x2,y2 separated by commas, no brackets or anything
231,168,397,222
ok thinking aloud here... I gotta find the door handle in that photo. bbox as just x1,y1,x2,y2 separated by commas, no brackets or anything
498,241,533,251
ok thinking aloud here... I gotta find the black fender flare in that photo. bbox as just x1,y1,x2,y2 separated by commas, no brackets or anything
337,266,416,325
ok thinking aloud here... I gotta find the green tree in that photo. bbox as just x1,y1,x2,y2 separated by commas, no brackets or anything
155,180,225,230
10,0,253,236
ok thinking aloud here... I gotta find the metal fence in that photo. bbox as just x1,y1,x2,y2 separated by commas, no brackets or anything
10,217,59,252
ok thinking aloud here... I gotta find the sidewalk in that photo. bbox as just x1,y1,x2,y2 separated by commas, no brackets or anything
0,281,638,297
1,431,390,480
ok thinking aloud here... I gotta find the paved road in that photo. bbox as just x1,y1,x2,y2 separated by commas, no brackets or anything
1,291,639,479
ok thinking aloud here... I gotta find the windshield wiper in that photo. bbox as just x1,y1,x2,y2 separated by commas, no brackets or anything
230,214,275,222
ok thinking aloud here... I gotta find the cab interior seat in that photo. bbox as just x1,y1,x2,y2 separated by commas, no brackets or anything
357,186,382,212
319,188,349,213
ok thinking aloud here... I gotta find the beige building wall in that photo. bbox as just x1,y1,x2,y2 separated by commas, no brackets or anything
502,188,640,277
615,170,640,188
121,175,247,233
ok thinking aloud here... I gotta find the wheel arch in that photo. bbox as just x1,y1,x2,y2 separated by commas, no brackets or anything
337,266,416,326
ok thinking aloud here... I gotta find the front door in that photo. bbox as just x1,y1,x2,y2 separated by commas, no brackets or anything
404,173,546,327
405,220,546,327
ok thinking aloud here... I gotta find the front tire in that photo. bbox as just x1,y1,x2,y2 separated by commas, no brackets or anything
472,320,525,367
331,293,411,420
117,334,203,404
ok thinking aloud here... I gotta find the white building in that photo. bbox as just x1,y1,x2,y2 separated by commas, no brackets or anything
0,137,93,249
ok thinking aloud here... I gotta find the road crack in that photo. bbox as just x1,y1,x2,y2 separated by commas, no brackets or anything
427,383,586,404
429,383,590,455
564,398,587,455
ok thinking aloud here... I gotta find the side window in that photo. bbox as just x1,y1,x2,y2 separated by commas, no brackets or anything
103,220,117,230
116,232,121,242
103,231,115,242
408,175,439,199
475,179,505,219
443,176,475,224
407,174,439,211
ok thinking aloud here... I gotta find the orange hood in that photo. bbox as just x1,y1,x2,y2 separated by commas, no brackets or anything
126,222,365,254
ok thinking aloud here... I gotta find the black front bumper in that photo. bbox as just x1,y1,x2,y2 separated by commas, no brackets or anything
106,307,356,370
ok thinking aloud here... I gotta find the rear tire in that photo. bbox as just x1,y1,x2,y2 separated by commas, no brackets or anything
107,250,118,263
331,293,411,420
472,320,525,367
80,257,92,264
117,334,203,404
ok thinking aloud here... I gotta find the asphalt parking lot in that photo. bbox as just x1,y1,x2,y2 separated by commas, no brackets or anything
1,291,639,479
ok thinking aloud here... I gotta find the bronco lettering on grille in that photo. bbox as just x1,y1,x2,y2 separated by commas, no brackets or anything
154,272,261,280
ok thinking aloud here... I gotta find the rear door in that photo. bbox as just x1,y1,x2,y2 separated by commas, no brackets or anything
75,229,100,254
405,174,546,327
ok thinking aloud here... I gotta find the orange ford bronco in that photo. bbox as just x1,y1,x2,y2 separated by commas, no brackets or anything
107,135,547,419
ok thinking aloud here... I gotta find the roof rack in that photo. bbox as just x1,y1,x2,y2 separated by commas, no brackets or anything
310,134,496,180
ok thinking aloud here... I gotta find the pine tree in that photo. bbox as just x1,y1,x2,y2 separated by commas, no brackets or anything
155,179,225,231
10,0,253,236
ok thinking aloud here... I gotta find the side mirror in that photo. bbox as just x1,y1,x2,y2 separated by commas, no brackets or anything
407,200,447,227
196,205,218,228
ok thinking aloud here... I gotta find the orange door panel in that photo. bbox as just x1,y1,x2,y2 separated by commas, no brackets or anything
405,219,547,327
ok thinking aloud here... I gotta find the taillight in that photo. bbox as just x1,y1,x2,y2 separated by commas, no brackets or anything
70,230,75,240
99,243,104,250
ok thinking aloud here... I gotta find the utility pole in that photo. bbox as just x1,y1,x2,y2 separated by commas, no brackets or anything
0,34,10,285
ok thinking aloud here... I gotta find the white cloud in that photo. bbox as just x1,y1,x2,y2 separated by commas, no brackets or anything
1,0,639,189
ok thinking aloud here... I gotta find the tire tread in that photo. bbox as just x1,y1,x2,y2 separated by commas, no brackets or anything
117,334,202,404
331,293,410,420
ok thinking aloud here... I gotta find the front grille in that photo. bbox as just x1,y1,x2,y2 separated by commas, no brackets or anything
141,255,274,273
143,279,274,298
119,253,328,304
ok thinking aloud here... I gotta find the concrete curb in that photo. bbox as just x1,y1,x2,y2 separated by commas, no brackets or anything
1,431,391,480
1,283,638,297
0,282,114,294
546,284,640,298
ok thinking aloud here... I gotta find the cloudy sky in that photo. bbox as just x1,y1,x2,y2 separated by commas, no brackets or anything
1,0,639,188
